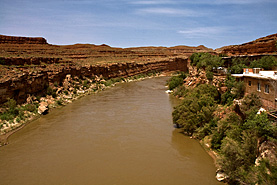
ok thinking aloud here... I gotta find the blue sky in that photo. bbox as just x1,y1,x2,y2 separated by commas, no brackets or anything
1,0,276,49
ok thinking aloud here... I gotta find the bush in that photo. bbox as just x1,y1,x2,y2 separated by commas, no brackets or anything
0,99,19,121
206,71,214,81
23,104,36,112
173,85,187,97
168,76,184,90
83,80,89,88
104,80,113,87
56,100,63,105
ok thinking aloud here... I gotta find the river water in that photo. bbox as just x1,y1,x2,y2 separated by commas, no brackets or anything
0,77,222,185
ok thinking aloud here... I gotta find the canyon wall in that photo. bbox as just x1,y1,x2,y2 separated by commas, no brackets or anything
0,58,188,104
0,35,47,44
0,57,62,65
216,33,277,56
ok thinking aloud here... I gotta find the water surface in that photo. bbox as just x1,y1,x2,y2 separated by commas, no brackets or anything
0,77,222,185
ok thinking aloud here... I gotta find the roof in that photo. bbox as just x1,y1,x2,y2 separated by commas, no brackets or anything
231,70,277,80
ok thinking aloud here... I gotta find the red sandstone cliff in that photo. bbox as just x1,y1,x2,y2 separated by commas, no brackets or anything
0,35,47,44
216,33,277,56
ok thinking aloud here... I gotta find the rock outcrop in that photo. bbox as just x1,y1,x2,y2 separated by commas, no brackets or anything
216,33,277,56
38,101,49,115
0,57,61,66
0,58,188,104
0,35,48,44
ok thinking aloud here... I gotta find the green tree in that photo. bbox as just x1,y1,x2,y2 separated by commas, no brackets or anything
218,131,258,184
172,84,218,137
167,72,187,90
250,56,277,70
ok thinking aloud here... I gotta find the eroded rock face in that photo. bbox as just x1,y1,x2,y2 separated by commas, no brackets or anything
0,58,188,104
216,33,277,56
255,140,277,166
0,35,47,44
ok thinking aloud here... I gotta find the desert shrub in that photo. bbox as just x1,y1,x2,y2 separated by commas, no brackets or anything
56,100,63,105
104,79,114,86
46,86,57,98
16,117,21,123
23,104,37,112
0,99,19,121
83,80,89,88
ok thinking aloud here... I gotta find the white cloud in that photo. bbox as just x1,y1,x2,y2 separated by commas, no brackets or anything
178,27,228,38
136,7,199,16
130,0,175,5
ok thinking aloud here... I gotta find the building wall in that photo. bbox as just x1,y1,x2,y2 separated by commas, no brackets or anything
243,77,276,109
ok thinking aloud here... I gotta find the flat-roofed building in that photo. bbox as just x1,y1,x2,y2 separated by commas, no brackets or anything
232,68,277,110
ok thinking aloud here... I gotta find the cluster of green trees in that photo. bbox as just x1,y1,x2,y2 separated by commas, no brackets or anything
191,52,277,75
228,56,277,74
221,75,245,105
172,84,219,137
172,83,276,184
170,52,277,184
190,53,223,81
167,72,187,90
0,99,37,124
216,94,276,184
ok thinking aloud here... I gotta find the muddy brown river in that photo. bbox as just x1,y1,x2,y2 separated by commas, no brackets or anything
0,77,222,185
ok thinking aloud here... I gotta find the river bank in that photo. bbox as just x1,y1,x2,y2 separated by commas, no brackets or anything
0,71,170,146
0,76,222,185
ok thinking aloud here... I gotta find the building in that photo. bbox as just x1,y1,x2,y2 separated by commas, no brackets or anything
232,68,277,110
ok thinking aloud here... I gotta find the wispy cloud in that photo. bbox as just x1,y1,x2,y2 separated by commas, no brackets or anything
130,0,175,5
178,27,228,38
184,0,276,5
136,7,200,16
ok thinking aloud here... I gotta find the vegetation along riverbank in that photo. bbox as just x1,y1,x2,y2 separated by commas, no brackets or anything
168,52,277,184
0,71,167,146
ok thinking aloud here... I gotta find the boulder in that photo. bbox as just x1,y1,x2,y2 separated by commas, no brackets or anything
63,74,72,90
38,101,49,115
216,171,228,182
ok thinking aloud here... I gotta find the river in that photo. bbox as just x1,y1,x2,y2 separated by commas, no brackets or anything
0,77,222,185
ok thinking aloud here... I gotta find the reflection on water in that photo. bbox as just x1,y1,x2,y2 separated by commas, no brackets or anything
0,77,222,185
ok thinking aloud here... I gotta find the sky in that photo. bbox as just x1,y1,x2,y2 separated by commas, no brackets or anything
0,0,276,49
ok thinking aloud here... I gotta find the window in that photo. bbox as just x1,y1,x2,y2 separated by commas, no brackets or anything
265,84,269,93
248,81,251,86
245,69,249,74
257,82,261,91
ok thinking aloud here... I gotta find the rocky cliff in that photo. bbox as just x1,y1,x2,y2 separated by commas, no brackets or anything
0,35,48,44
216,33,277,56
0,58,188,104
